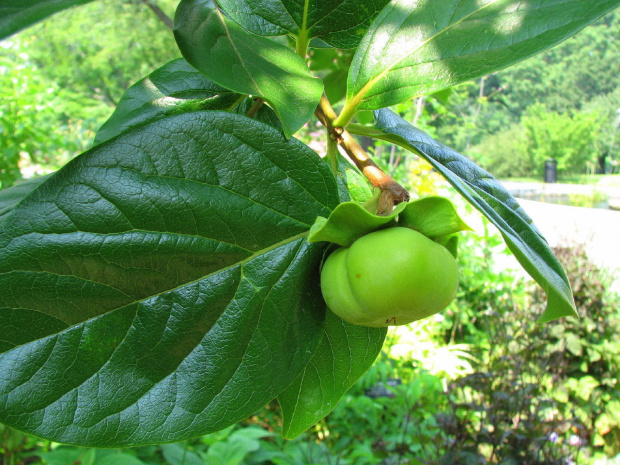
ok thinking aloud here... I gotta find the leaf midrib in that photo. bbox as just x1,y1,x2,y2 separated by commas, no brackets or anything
1,230,311,375
7,231,309,314
216,9,261,93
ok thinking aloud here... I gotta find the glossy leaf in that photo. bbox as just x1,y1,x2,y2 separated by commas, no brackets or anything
354,109,577,323
346,0,620,112
0,111,340,446
216,0,391,49
278,310,386,439
0,0,95,40
174,0,323,138
0,174,52,222
344,166,373,204
95,59,241,145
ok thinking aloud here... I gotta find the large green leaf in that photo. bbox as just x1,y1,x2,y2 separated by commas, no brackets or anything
278,310,386,439
216,0,391,49
0,174,52,223
95,59,241,145
351,109,577,323
344,0,620,114
0,0,95,40
0,111,340,446
174,0,323,138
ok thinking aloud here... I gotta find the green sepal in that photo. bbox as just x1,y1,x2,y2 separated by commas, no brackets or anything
398,196,470,237
308,195,469,249
308,201,407,247
435,234,459,259
397,196,470,256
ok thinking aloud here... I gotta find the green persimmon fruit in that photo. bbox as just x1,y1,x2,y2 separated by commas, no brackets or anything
320,227,459,327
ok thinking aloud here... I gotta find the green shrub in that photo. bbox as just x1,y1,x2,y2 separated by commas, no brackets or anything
440,240,620,464
467,125,531,179
521,104,603,175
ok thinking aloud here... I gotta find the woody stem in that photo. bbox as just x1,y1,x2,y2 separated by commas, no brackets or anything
315,94,409,214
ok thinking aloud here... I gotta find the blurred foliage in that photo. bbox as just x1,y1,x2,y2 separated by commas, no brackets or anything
435,233,620,464
496,11,620,117
0,51,95,188
16,0,179,113
0,0,180,189
521,104,603,175
584,87,620,174
466,125,529,179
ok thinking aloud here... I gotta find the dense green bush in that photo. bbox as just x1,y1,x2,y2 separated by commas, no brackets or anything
466,103,608,179
438,238,620,464
0,52,94,188
467,125,531,181
0,0,181,189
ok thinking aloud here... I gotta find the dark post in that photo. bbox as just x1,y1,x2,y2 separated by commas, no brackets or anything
544,158,557,183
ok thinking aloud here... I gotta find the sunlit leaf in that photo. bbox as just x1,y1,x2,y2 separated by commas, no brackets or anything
95,58,241,145
345,0,620,112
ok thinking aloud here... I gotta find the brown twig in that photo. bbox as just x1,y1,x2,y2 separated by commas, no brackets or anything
142,0,173,29
315,94,409,214
246,98,265,118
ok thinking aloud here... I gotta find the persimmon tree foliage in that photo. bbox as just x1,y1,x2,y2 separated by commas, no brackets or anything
0,0,617,447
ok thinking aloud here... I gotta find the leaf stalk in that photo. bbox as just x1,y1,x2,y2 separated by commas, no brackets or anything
326,137,339,176
296,29,310,58
246,97,264,118
333,98,360,128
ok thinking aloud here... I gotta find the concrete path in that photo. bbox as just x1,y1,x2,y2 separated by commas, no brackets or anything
515,198,620,276
497,182,620,293
501,181,620,203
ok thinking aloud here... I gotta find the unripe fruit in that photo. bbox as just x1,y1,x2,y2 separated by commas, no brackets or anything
320,227,459,327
